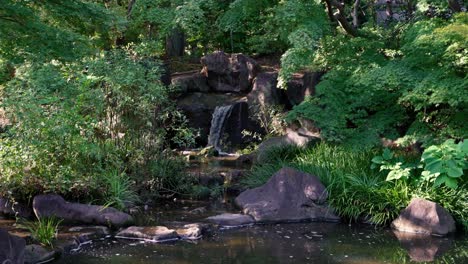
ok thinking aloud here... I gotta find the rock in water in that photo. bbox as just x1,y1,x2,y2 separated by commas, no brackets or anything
24,244,59,264
116,226,179,242
0,228,25,264
33,194,133,227
391,198,456,236
235,167,339,223
206,213,255,227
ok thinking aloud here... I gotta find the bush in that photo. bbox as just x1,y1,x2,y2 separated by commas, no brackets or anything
0,44,194,203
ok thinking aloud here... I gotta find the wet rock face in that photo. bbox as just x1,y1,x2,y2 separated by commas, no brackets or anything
391,198,456,236
172,71,210,93
0,196,33,219
247,72,284,108
116,226,179,242
33,194,133,227
206,213,255,227
201,51,260,93
176,93,245,145
235,167,339,223
24,244,59,264
0,228,25,264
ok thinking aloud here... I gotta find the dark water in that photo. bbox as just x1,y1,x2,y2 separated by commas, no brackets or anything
53,222,467,264
53,156,467,264
53,200,468,264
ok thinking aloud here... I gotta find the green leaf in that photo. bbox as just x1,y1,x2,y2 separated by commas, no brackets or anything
425,160,442,173
433,175,448,187
446,165,463,178
382,148,393,160
444,177,458,189
371,156,383,164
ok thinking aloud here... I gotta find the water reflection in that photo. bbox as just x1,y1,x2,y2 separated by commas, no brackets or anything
52,222,468,264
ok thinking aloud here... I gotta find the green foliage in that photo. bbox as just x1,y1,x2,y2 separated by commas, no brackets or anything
287,13,468,147
138,156,196,199
371,149,417,181
371,140,467,189
21,216,62,247
0,44,194,201
103,170,139,211
421,139,467,189
0,0,121,63
245,143,467,228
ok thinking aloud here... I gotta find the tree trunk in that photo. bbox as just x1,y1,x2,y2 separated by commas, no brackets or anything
127,0,137,18
352,0,361,28
165,28,185,57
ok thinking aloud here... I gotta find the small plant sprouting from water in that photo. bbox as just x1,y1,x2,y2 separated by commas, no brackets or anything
21,216,62,247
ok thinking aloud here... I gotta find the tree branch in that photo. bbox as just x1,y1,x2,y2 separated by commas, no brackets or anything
326,0,359,37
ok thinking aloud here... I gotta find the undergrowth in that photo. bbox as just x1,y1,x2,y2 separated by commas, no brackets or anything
244,143,467,229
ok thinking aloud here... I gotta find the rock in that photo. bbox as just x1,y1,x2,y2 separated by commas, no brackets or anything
205,213,255,227
256,128,319,163
393,230,452,262
201,51,260,93
235,167,339,223
24,244,59,264
33,194,133,227
391,198,456,236
247,72,284,108
66,226,111,243
176,224,207,240
189,207,207,215
116,226,179,242
226,102,251,147
0,197,33,219
0,228,25,264
177,92,246,145
172,71,210,93
285,72,322,106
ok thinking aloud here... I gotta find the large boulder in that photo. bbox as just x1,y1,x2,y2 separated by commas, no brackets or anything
391,198,456,236
33,194,133,227
171,71,210,93
116,226,179,242
201,51,260,93
0,228,25,264
235,167,339,223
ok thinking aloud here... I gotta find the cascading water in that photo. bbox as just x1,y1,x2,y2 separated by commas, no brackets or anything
207,105,234,153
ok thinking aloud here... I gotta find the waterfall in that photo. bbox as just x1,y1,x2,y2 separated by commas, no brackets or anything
208,105,234,153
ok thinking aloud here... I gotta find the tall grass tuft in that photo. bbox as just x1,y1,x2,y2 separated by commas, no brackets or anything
21,216,62,247
103,170,139,211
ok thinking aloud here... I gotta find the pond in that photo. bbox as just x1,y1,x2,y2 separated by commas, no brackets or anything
52,199,468,264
